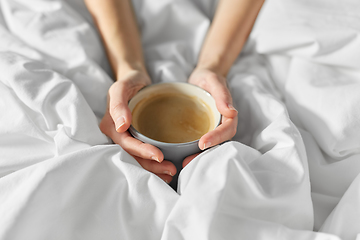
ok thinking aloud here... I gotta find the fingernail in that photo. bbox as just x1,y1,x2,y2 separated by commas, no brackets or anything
165,179,169,184
163,170,173,176
151,156,161,163
203,142,211,150
228,103,237,112
115,117,126,132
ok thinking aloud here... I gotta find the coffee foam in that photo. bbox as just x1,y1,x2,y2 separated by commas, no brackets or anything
132,92,214,143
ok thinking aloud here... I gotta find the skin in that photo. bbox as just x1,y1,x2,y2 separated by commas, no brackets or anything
84,0,264,183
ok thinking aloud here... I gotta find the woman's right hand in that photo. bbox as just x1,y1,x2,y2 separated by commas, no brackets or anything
99,66,177,183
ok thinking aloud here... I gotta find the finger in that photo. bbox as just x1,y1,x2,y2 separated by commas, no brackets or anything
115,131,165,163
155,174,173,184
102,114,165,162
99,109,114,137
135,157,177,178
199,116,238,150
182,153,200,168
108,81,133,133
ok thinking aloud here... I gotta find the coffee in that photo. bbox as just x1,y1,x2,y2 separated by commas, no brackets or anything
131,92,213,143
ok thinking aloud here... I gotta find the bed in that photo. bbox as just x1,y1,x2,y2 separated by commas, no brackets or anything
1,0,359,239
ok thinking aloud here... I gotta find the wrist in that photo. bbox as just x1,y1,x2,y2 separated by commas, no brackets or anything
116,60,148,80
196,53,231,77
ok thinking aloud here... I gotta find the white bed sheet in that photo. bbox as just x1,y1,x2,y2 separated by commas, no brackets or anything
0,0,360,239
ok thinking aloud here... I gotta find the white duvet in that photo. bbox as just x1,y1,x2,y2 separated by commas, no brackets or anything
1,0,360,239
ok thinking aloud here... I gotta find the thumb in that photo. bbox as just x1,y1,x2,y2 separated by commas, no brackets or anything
208,80,238,119
108,81,133,133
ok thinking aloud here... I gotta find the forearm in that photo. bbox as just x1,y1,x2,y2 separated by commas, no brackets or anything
84,0,146,78
197,0,264,76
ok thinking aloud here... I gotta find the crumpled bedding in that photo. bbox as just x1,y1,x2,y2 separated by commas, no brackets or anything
0,0,359,239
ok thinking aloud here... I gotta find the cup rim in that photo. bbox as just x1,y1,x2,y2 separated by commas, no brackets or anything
128,82,221,146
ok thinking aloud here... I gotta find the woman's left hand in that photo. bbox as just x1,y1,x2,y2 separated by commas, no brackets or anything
183,67,238,167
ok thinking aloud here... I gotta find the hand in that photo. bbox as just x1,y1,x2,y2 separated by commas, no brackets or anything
183,67,238,167
100,68,177,183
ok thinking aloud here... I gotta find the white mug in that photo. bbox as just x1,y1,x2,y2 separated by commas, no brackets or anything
128,82,221,189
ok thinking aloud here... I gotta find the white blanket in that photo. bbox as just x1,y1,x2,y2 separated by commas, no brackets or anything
1,0,359,239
